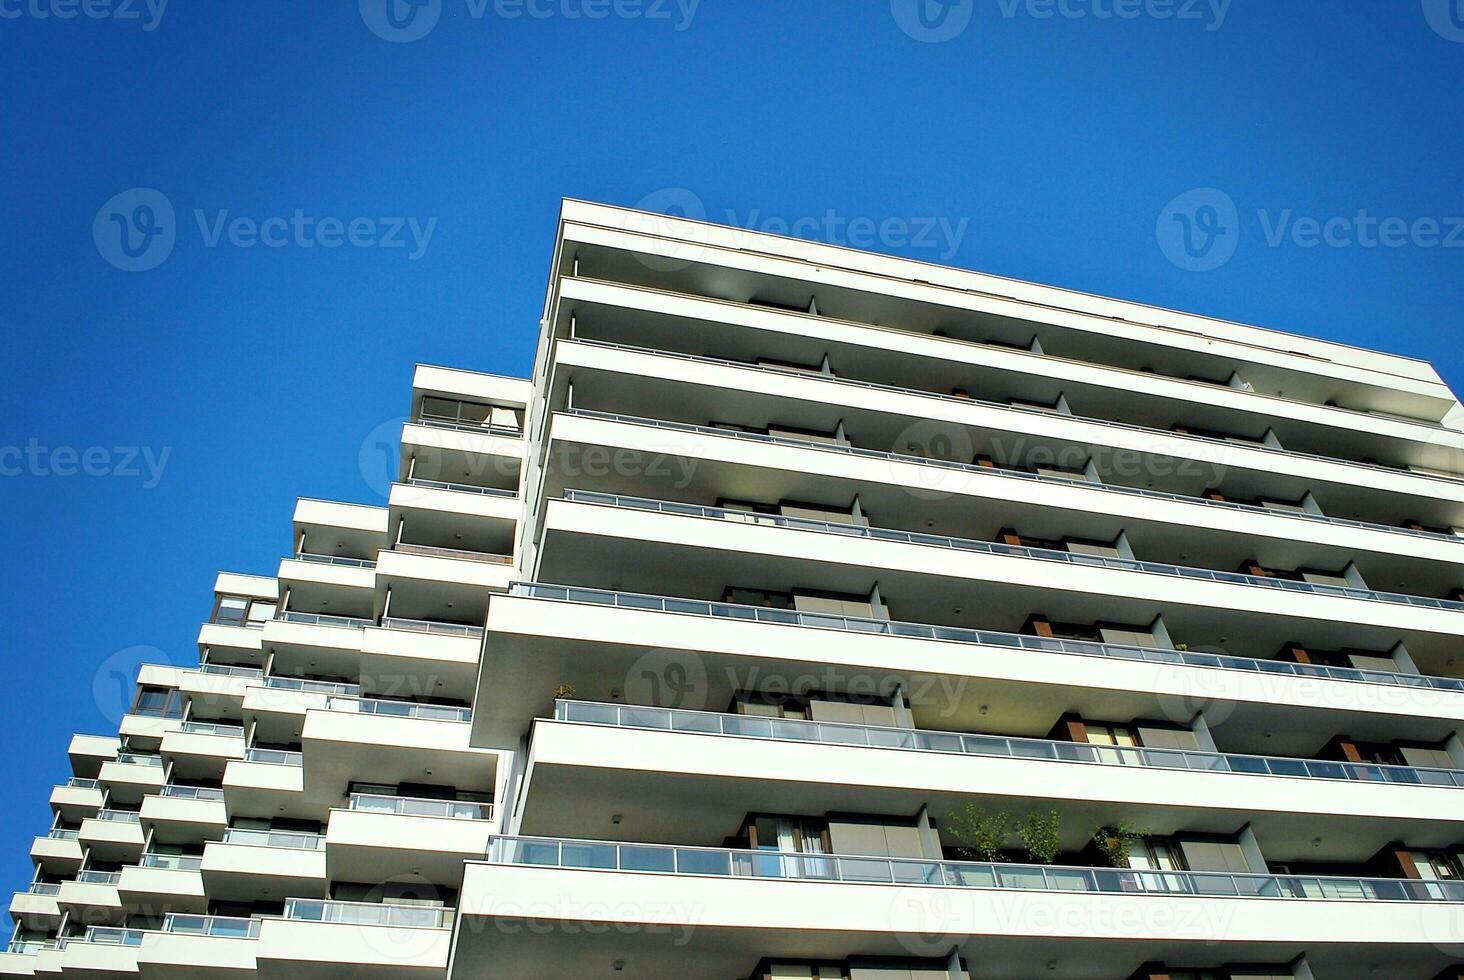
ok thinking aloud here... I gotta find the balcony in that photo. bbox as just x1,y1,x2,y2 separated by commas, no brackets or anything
221,751,306,819
255,898,451,976
389,478,519,527
325,793,497,886
261,611,368,677
548,407,1464,580
373,542,514,611
550,215,1456,415
29,829,82,873
517,702,1464,867
117,855,208,914
300,696,496,799
359,619,482,704
96,752,166,804
49,777,103,822
455,833,1464,977
276,552,377,612
475,583,1464,753
139,785,227,839
537,492,1464,666
399,416,524,496
78,810,144,862
9,885,62,930
67,733,120,779
552,337,1464,504
56,872,124,925
200,829,327,901
160,721,245,778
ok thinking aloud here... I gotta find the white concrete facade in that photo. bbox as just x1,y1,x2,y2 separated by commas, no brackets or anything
5,200,1464,980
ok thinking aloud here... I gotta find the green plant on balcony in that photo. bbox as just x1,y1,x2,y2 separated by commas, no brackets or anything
1091,821,1146,868
552,683,576,700
1016,810,1062,864
945,804,1010,862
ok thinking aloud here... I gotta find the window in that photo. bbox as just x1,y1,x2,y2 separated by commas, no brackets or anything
419,396,522,431
132,686,182,719
212,594,275,627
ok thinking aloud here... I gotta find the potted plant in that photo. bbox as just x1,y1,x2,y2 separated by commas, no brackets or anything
945,804,1010,862
551,683,576,700
1091,821,1145,868
1016,810,1062,864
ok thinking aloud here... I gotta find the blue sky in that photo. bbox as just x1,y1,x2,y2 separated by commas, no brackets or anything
1,0,1462,886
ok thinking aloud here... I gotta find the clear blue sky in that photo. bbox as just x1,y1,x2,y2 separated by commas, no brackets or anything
2,1,1462,886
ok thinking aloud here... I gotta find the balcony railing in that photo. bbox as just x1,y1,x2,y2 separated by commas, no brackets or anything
284,897,454,928
508,582,1464,694
567,408,1464,546
290,552,377,569
324,695,471,723
489,834,1464,903
162,913,260,938
113,752,164,767
221,828,324,850
197,663,265,679
83,926,144,946
92,810,142,824
392,542,513,564
140,852,204,871
6,941,57,955
379,616,484,638
241,747,303,766
178,720,245,737
276,610,373,630
555,700,1464,789
413,414,523,438
563,490,1464,614
63,778,101,790
348,792,494,821
25,882,61,895
44,829,79,840
403,478,518,498
159,784,225,802
265,675,362,696
566,340,1464,487
75,870,121,885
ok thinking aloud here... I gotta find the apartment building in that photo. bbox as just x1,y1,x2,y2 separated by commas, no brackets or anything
5,199,1464,978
